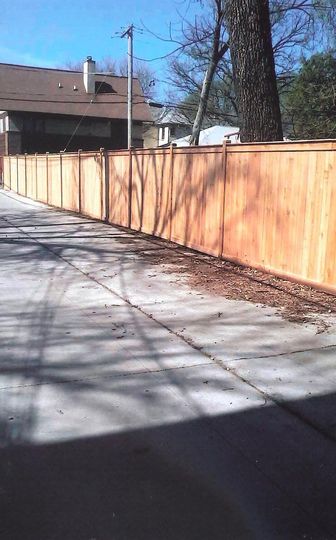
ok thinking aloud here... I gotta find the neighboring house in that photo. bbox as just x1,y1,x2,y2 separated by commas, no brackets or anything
171,125,240,146
0,57,152,155
143,103,191,148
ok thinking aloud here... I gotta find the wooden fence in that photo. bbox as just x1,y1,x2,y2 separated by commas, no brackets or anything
3,140,336,294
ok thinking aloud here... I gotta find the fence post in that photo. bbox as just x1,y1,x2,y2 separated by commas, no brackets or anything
128,146,133,229
103,149,110,223
16,154,19,193
46,152,49,204
169,143,175,241
78,149,82,214
219,140,228,258
99,148,105,221
35,153,38,200
60,151,64,208
9,155,11,191
24,153,27,197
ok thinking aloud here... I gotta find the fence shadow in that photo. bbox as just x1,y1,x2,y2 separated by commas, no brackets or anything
1,190,336,539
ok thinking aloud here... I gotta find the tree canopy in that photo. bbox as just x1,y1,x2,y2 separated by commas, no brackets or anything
286,52,336,139
163,0,336,141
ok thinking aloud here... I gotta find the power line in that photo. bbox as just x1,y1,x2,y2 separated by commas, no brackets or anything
62,71,113,151
0,90,144,99
0,95,146,105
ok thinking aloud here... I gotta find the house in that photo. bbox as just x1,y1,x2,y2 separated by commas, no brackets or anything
143,103,191,148
171,125,240,146
0,57,152,156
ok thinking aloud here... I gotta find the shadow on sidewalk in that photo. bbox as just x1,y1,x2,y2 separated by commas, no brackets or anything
1,391,336,540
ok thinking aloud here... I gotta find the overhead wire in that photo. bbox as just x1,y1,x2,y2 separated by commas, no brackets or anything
0,93,145,102
61,71,131,152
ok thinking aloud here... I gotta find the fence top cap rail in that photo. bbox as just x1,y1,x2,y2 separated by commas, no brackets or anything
235,138,336,146
6,137,336,160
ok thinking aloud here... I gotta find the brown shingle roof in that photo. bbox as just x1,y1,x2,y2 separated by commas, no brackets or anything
0,62,152,121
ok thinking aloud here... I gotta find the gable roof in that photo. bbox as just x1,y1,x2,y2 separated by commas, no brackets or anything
149,104,191,125
0,63,152,122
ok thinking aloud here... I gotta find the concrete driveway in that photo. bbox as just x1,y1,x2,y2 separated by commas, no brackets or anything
1,189,336,540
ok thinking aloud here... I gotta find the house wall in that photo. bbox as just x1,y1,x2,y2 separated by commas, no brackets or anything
0,133,5,183
143,125,158,148
0,112,9,134
144,123,192,148
158,126,170,146
7,132,22,154
0,133,6,155
1,112,145,155
131,122,144,148
158,124,191,146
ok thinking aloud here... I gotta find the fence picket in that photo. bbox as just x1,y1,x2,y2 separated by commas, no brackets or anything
3,141,336,294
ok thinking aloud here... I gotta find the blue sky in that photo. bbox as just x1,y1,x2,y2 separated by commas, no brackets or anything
0,0,202,98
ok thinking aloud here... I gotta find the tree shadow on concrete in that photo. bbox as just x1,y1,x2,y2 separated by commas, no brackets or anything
1,391,336,540
1,193,336,539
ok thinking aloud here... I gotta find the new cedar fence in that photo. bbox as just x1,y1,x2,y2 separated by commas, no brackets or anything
3,140,336,294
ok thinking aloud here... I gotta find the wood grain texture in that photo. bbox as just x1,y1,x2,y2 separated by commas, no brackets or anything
80,153,103,220
3,140,336,293
25,156,37,200
223,144,336,290
131,149,171,239
47,155,62,208
10,157,18,193
17,156,26,196
170,148,223,256
62,154,79,212
3,156,11,190
108,152,129,228
35,156,48,203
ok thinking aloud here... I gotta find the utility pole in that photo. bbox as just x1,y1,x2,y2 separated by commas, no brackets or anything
121,24,134,149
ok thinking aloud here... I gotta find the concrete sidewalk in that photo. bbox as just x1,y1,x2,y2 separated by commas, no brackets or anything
1,189,336,540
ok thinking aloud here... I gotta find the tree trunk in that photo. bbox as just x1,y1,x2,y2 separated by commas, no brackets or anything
226,0,283,142
190,58,218,145
189,2,229,146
